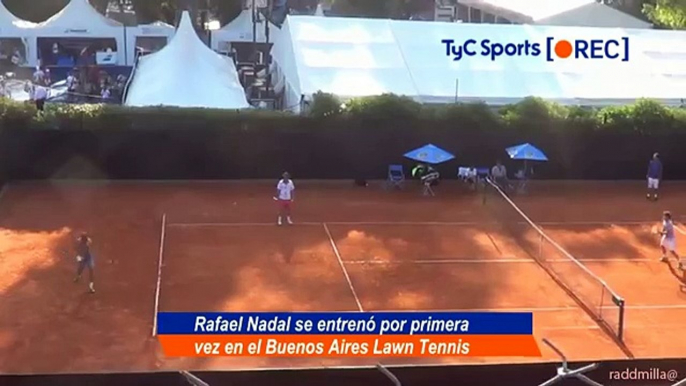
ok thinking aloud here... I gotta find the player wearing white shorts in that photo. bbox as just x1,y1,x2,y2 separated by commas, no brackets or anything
658,211,683,270
646,153,662,201
275,172,295,226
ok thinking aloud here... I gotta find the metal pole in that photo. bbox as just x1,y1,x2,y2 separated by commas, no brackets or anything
454,78,458,103
252,0,257,60
376,363,402,386
180,371,210,386
265,0,272,97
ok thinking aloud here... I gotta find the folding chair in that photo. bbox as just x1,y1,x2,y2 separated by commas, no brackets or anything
457,167,472,180
458,167,477,191
386,164,405,190
421,172,439,196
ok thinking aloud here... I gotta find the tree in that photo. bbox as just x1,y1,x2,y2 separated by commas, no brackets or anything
128,0,176,24
208,0,242,26
330,0,432,18
4,0,69,22
643,0,686,29
599,0,648,18
90,0,110,13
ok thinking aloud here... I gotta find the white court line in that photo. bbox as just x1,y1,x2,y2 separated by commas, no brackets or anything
167,222,323,227
151,213,167,337
166,220,659,228
376,304,686,313
323,223,363,312
344,258,654,264
540,325,600,331
675,224,686,235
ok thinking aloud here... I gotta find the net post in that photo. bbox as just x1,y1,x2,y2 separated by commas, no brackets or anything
613,296,625,342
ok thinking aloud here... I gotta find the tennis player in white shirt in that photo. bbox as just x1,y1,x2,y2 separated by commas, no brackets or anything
657,211,684,270
274,172,295,226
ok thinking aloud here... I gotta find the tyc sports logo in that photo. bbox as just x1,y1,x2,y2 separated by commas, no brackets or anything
442,37,629,62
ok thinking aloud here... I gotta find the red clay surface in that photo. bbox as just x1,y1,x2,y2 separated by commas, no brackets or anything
0,180,684,374
516,181,686,359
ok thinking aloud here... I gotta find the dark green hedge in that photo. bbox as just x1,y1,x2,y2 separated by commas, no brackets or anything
0,95,685,181
1,94,685,133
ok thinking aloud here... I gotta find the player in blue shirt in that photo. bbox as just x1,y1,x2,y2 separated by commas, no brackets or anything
646,153,662,201
73,232,95,293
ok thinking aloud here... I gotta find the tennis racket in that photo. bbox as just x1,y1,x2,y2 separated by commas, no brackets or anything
651,225,661,235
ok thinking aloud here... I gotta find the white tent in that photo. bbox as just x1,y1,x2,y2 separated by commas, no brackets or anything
270,16,420,112
458,0,652,28
0,2,38,67
271,16,686,110
33,0,126,65
125,21,175,66
210,9,280,53
125,12,250,109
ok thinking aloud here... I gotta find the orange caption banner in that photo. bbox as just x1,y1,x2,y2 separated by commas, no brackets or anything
158,334,541,357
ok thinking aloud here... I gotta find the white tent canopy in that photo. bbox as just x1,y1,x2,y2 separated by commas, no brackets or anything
125,21,175,65
0,2,37,66
271,16,686,111
33,0,126,65
125,11,250,109
210,9,280,53
458,0,652,28
271,17,419,111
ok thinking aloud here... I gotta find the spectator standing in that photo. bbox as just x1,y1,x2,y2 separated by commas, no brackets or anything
33,66,45,84
43,68,51,86
491,160,510,189
11,48,22,66
33,84,47,111
66,70,76,100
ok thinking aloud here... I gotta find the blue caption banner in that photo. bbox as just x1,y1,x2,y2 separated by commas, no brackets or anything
157,312,533,335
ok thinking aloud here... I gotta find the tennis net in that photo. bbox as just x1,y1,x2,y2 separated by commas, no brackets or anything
483,178,625,342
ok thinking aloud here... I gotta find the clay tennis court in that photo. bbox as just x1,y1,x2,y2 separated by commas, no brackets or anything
0,181,684,374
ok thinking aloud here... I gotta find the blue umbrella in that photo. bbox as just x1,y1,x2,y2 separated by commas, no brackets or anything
404,144,455,164
506,143,548,161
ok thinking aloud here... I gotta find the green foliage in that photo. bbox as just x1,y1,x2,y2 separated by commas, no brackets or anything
597,98,680,132
309,91,343,117
499,97,568,131
643,0,686,29
0,95,684,133
344,94,422,120
426,102,501,131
